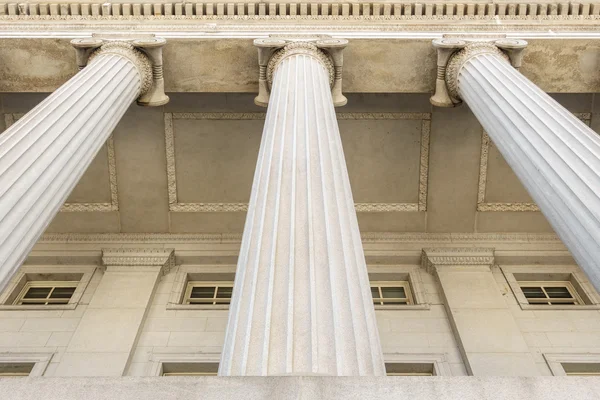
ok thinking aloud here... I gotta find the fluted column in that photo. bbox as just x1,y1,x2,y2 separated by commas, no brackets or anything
446,41,600,293
0,40,162,293
220,41,385,376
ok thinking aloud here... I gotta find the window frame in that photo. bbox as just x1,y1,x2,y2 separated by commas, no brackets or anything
501,265,600,311
168,265,236,310
149,352,221,377
369,265,430,310
0,353,53,377
384,353,452,376
183,281,233,306
518,280,583,306
544,353,600,376
13,281,79,306
0,265,96,310
371,281,414,306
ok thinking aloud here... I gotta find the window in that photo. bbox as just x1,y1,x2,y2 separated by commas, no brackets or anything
162,363,219,376
501,266,600,310
0,354,53,377
183,282,233,305
0,363,34,377
371,281,413,306
168,266,236,310
149,352,221,376
544,354,600,376
563,363,600,376
519,281,583,306
0,266,96,310
13,282,78,305
385,362,434,376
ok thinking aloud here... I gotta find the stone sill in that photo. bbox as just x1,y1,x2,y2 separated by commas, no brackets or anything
2,376,600,400
166,304,229,311
375,304,430,311
0,303,78,311
518,304,600,311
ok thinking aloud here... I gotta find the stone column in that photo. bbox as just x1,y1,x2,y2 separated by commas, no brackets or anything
422,248,538,376
220,40,385,376
0,38,168,294
436,40,600,294
55,249,174,377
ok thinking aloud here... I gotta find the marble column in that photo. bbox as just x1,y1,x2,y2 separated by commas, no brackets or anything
220,40,385,376
0,39,165,293
444,41,600,293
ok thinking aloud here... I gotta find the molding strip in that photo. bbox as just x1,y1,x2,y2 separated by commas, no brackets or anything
3,113,120,212
38,231,562,244
164,112,431,213
0,1,598,20
476,113,592,212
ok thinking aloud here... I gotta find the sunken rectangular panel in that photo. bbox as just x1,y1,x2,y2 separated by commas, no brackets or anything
476,113,591,212
4,113,118,212
165,112,431,213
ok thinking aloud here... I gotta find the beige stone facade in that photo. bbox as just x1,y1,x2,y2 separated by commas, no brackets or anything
0,1,599,398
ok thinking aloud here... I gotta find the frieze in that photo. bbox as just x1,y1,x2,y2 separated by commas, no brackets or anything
38,232,562,244
102,248,176,273
421,247,495,273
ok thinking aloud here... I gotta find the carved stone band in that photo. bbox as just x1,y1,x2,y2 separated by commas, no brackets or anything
446,42,510,100
87,41,153,97
266,41,335,89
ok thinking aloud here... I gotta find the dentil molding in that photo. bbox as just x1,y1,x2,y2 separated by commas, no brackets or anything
101,248,175,273
421,247,495,273
0,1,598,21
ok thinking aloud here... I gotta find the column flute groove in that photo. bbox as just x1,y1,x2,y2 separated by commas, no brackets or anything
443,40,600,292
0,39,166,293
220,39,385,376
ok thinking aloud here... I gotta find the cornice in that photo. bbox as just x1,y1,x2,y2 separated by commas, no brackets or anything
421,247,495,273
0,1,598,22
101,248,175,273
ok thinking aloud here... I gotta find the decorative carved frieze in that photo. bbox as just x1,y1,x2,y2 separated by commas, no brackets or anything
1,1,599,20
430,39,526,107
38,232,563,244
101,248,175,274
164,112,431,213
254,36,347,107
72,35,169,106
421,247,495,273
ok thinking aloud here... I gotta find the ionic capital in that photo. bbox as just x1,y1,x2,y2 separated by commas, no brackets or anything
254,36,348,107
71,36,169,107
430,39,527,107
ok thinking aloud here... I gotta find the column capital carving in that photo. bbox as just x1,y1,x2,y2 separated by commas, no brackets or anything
429,39,527,107
101,248,175,274
421,247,495,274
253,36,348,108
71,35,169,107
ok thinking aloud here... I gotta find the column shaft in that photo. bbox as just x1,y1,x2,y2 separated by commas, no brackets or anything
220,45,385,376
0,45,147,292
454,45,600,292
